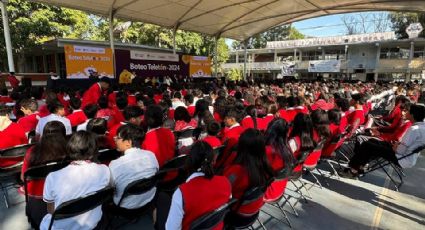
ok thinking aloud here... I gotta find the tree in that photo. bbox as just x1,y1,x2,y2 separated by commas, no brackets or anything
341,12,391,35
0,0,98,71
389,12,425,39
227,68,242,81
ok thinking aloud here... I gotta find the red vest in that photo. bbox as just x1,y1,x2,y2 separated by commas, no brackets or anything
66,110,87,127
180,175,231,230
142,127,175,167
17,113,39,133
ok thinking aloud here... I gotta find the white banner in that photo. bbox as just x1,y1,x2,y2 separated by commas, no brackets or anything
308,60,341,73
73,45,106,54
130,50,179,62
267,32,396,49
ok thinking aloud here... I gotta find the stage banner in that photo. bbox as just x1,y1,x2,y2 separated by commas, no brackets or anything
187,55,212,78
115,50,189,82
64,45,114,79
308,60,341,73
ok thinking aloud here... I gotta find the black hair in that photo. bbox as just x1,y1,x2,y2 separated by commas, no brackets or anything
351,93,364,105
83,104,99,119
30,121,67,166
174,106,191,123
67,131,98,161
99,77,111,85
311,109,331,139
264,118,294,174
173,91,182,99
207,121,221,136
97,96,108,109
20,98,38,112
328,108,341,125
184,94,194,104
69,97,81,110
276,96,287,109
123,105,143,121
117,124,145,148
116,94,128,110
185,141,215,179
87,118,107,135
245,105,258,129
145,105,164,128
234,129,274,187
290,113,315,152
409,104,425,122
47,99,64,114
335,98,350,112
0,104,11,116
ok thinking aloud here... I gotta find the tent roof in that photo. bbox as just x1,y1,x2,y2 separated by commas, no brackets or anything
32,0,425,41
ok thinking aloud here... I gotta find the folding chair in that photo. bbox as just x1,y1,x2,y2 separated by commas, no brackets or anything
303,139,327,189
47,186,114,230
189,199,237,230
96,148,121,164
107,174,159,228
362,145,425,191
23,161,70,207
0,143,35,208
157,154,189,193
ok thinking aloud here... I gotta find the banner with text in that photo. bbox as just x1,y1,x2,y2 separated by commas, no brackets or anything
308,60,341,73
115,50,189,82
187,55,212,78
64,45,114,79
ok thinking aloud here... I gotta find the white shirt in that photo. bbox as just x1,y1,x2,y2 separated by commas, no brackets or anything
36,114,72,136
109,148,159,209
396,122,425,168
40,161,111,230
77,119,90,131
166,172,205,230
172,100,186,110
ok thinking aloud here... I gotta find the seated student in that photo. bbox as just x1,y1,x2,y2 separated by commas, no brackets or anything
328,109,342,137
184,94,196,117
87,118,110,149
109,124,159,209
108,93,128,128
288,113,315,175
223,129,273,223
40,131,111,230
201,121,222,149
66,97,87,128
258,102,278,131
21,121,68,229
165,142,231,230
174,106,197,132
81,77,110,108
142,105,176,167
264,118,294,202
17,98,40,134
96,96,113,121
38,91,58,118
241,105,260,130
371,95,409,134
0,104,28,167
35,100,72,138
77,104,98,131
340,104,425,179
107,106,143,149
172,91,186,109
346,93,365,133
335,98,350,134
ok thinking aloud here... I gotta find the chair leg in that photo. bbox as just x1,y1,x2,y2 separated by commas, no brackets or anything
315,167,330,187
308,169,323,189
279,195,298,217
290,180,309,202
298,179,313,198
1,183,10,209
326,159,341,179
271,203,292,228
257,217,267,230
380,164,399,191
262,206,291,228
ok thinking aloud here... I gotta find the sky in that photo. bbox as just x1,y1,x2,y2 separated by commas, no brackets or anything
226,12,392,47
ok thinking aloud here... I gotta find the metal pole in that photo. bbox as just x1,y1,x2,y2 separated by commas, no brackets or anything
243,40,248,81
0,0,15,72
109,9,116,78
172,27,177,55
214,36,219,78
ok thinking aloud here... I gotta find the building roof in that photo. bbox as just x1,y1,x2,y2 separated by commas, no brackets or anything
31,0,425,41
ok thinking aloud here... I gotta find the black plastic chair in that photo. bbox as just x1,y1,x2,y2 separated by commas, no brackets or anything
23,161,70,205
0,143,35,208
362,145,425,191
157,154,189,192
174,129,195,140
97,149,121,164
47,186,114,230
189,199,237,230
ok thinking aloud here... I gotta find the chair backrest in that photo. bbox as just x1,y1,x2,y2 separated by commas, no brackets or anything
174,129,195,140
118,175,158,206
161,154,188,171
397,145,425,161
303,139,327,168
212,145,226,159
275,168,289,181
0,143,35,158
189,199,237,230
48,187,114,230
24,161,70,181
96,148,121,163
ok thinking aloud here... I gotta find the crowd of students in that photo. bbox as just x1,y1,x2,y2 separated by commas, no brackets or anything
0,76,425,230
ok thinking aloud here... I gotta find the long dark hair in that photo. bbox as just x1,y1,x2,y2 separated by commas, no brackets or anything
245,105,258,129
29,121,67,166
185,141,214,179
234,129,274,187
290,113,315,152
311,109,331,139
194,99,214,127
264,118,294,173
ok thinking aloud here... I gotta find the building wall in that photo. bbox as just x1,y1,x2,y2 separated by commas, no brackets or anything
347,44,378,70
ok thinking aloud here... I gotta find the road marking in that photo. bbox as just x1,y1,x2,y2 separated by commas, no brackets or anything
371,167,393,230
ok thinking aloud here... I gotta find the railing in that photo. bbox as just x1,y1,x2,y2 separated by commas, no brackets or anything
222,62,283,71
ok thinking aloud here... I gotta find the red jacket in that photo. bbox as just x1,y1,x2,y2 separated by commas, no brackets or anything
82,83,102,108
66,110,87,127
180,175,231,230
142,127,175,167
17,113,39,133
0,122,28,168
264,146,288,202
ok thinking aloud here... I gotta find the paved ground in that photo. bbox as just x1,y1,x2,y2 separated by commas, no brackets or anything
1,154,425,230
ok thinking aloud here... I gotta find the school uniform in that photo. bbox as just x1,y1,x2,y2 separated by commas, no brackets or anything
216,124,244,168
66,110,87,127
142,127,176,167
264,146,288,202
17,112,40,133
347,109,365,130
36,114,72,136
127,95,137,106
187,105,196,117
258,114,275,131
81,83,103,108
0,122,28,167
166,173,231,230
201,135,222,149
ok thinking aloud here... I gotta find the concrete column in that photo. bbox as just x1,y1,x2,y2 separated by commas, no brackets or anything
109,9,116,78
293,49,297,61
274,49,278,62
243,40,248,80
235,50,239,63
321,48,325,60
299,50,303,61
0,0,15,72
374,43,380,82
407,41,414,82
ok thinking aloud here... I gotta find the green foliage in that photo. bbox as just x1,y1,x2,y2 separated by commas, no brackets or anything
227,68,242,81
389,12,425,39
